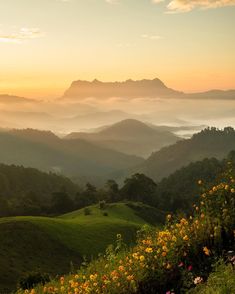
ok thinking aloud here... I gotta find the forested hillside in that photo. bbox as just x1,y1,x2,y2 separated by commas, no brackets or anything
139,127,235,181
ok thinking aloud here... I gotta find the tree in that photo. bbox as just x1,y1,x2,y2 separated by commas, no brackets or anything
51,191,74,214
121,173,157,205
74,183,98,209
105,180,120,202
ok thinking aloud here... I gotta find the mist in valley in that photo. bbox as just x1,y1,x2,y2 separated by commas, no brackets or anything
1,93,234,136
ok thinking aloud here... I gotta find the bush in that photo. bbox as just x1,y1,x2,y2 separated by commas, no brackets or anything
103,212,108,216
84,207,91,215
18,271,50,290
99,200,106,210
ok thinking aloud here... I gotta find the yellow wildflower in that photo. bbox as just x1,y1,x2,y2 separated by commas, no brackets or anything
140,255,145,262
145,247,153,253
183,235,189,241
203,246,211,256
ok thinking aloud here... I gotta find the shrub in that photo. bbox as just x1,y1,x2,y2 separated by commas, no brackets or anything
99,200,106,210
83,207,91,215
18,271,50,290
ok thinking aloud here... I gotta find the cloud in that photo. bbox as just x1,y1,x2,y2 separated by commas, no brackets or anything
141,34,162,40
152,0,235,12
0,27,44,44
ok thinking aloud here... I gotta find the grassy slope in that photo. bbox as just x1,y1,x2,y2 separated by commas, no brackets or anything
0,202,163,293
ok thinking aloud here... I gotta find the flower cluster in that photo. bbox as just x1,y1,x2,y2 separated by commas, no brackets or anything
18,169,235,294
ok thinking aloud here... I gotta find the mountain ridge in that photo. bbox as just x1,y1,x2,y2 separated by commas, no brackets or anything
63,78,183,99
62,78,235,100
65,119,180,157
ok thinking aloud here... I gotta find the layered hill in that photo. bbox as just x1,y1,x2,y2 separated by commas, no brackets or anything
0,129,143,184
65,119,180,157
137,127,235,181
0,202,164,292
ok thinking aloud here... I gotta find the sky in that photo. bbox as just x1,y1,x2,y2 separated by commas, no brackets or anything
0,0,235,98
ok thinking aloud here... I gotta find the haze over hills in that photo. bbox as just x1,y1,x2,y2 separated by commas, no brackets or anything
0,78,235,134
135,127,235,182
65,119,180,157
0,129,143,185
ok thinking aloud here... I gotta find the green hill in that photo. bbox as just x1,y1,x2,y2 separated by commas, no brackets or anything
138,127,235,181
0,202,164,293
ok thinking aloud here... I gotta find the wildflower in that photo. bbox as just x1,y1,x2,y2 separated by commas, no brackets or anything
166,263,172,269
140,255,145,262
198,180,202,185
187,265,193,271
194,276,203,284
132,253,138,259
201,213,205,219
118,265,125,271
167,214,172,221
203,246,211,256
90,274,97,281
127,275,134,281
178,262,184,267
231,188,235,193
162,251,167,257
183,235,189,241
212,186,217,192
145,247,153,253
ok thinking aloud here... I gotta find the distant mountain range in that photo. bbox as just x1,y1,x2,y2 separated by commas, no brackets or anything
62,78,235,100
0,78,234,103
65,119,180,157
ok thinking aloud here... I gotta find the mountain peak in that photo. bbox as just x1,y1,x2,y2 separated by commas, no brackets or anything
63,78,181,99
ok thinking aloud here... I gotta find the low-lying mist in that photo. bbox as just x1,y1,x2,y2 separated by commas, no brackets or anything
0,96,235,136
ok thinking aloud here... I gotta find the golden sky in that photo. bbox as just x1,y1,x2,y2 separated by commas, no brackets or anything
0,0,235,98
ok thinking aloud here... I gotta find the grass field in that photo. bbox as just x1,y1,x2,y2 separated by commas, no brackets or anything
0,202,164,292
